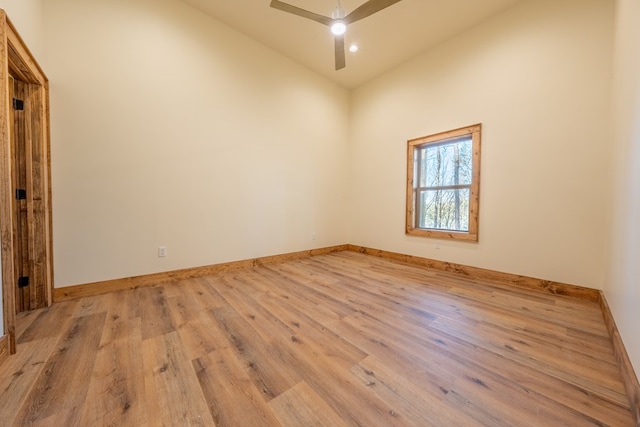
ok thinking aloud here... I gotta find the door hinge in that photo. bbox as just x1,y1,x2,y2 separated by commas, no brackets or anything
13,98,24,110
18,277,29,288
15,189,26,200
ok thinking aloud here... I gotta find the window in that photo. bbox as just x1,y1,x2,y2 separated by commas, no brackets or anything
406,124,481,241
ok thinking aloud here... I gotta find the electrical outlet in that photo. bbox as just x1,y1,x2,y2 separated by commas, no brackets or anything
312,233,317,241
158,246,167,257
435,241,441,250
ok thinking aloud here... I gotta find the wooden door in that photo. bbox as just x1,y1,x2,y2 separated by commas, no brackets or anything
9,77,36,312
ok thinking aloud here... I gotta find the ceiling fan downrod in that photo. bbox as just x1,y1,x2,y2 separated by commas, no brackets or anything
332,1,346,20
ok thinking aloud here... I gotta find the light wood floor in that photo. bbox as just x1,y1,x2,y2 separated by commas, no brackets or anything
0,251,634,426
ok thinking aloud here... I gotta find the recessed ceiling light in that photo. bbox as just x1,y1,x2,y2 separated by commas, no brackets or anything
349,44,359,53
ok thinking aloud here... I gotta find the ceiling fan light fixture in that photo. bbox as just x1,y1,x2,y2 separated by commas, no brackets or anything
330,20,347,35
270,0,404,70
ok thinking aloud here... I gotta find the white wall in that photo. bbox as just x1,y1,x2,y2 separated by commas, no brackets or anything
349,0,614,289
43,0,350,287
0,0,44,335
606,0,640,379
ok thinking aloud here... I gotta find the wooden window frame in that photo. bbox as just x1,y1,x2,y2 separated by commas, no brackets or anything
406,124,481,242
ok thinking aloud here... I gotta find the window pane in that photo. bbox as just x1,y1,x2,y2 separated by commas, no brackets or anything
417,138,472,188
417,188,470,231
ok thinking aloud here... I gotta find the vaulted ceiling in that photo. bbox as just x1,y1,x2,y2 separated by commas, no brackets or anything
180,0,524,88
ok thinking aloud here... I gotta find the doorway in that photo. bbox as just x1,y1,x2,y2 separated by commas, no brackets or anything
0,11,53,354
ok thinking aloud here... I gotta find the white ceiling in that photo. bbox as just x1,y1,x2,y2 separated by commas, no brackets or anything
179,0,524,89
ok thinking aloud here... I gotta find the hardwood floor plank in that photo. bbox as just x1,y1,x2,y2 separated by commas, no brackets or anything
79,318,147,426
0,337,58,426
14,312,106,425
214,274,416,426
16,300,78,344
308,253,619,376
269,381,349,427
13,309,41,339
103,289,142,324
420,313,633,425
175,312,231,361
350,356,484,427
193,350,281,426
72,294,109,318
347,246,600,301
243,305,420,425
308,258,632,424
475,320,622,383
166,293,204,329
313,254,608,335
429,315,629,406
211,304,301,401
259,263,358,319
258,294,368,368
139,285,176,341
233,280,367,368
279,344,415,426
141,331,214,426
0,251,634,426
183,277,228,312
332,311,462,397
443,342,622,426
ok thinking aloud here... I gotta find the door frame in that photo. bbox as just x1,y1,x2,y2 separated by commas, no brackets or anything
0,10,53,354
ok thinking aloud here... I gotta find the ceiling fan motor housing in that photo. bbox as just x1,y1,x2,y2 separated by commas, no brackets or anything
332,3,346,20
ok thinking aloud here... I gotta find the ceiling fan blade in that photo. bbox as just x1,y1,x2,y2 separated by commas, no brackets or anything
335,35,346,70
270,0,332,26
345,0,403,24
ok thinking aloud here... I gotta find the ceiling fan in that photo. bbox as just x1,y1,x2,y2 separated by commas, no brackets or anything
270,0,403,70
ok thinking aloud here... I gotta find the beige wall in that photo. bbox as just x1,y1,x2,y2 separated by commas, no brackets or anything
607,0,640,379
43,0,350,286
0,0,43,58
349,0,614,289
